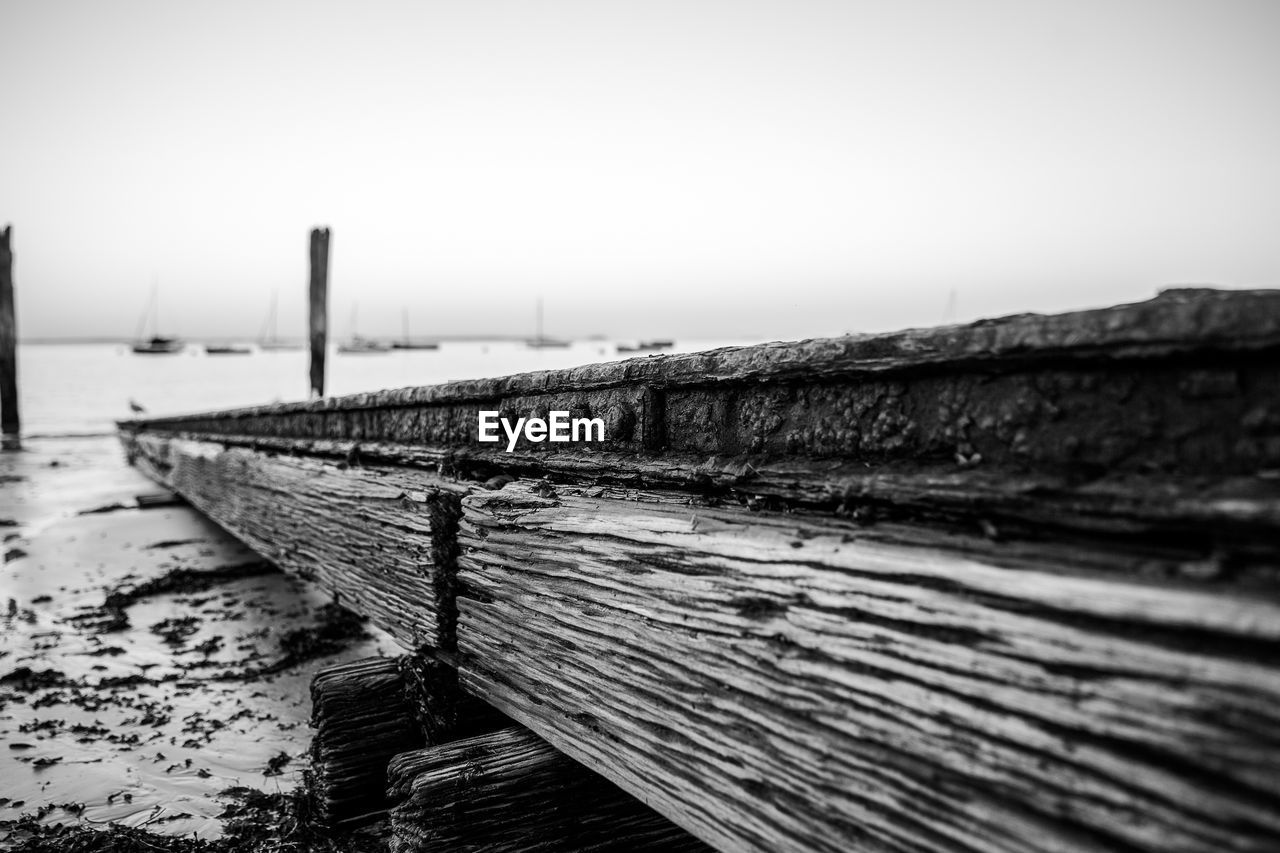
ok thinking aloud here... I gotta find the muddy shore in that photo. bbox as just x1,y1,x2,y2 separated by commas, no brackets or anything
0,436,399,849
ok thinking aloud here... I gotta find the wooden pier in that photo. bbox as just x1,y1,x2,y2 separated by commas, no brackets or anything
119,287,1280,852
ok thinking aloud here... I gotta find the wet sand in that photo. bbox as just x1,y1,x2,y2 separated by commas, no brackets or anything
0,436,399,840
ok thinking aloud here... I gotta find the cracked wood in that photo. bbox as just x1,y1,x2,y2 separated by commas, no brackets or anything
456,481,1280,853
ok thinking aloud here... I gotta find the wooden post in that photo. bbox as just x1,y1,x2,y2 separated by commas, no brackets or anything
310,655,507,832
310,657,422,831
309,227,329,399
387,726,711,853
0,225,18,449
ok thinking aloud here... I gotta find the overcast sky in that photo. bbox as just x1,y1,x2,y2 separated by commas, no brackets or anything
2,0,1278,341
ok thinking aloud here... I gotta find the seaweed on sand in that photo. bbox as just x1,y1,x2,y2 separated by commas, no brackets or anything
0,668,72,692
221,603,371,681
69,562,277,634
0,786,386,852
217,786,385,852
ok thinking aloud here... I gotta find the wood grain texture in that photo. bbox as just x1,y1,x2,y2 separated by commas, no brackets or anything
115,352,1280,480
119,431,1280,574
309,655,509,831
456,481,1280,853
115,289,1280,852
123,431,465,649
118,289,1280,481
387,726,712,853
117,289,1280,563
310,657,422,830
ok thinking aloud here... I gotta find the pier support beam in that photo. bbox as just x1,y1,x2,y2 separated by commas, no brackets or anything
0,225,17,449
311,657,421,831
309,227,329,399
387,726,710,853
309,655,507,831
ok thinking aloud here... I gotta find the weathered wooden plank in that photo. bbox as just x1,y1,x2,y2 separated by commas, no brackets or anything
311,657,422,830
118,289,1280,472
119,432,1280,568
116,289,1280,852
117,288,1280,552
455,480,1280,853
123,288,1280,420
122,431,465,648
387,726,712,853
310,655,509,830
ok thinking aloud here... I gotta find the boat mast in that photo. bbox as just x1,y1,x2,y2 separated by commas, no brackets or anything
134,288,151,342
136,279,160,341
152,276,162,339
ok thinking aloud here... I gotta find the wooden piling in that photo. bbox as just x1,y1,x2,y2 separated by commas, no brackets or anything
0,225,17,448
308,227,329,398
311,657,421,831
309,655,507,831
387,726,711,853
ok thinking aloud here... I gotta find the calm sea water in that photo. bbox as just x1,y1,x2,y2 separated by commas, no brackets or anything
15,339,757,435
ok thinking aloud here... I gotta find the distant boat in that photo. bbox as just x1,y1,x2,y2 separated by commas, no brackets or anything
338,304,390,354
338,337,391,354
392,307,439,350
617,339,674,353
205,343,253,356
259,290,303,351
132,282,185,355
525,298,571,349
133,335,185,355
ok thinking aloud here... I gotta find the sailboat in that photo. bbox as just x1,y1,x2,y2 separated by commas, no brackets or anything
616,339,675,353
338,304,391,354
525,298,571,349
392,307,439,350
205,342,253,355
132,282,185,354
258,290,303,351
